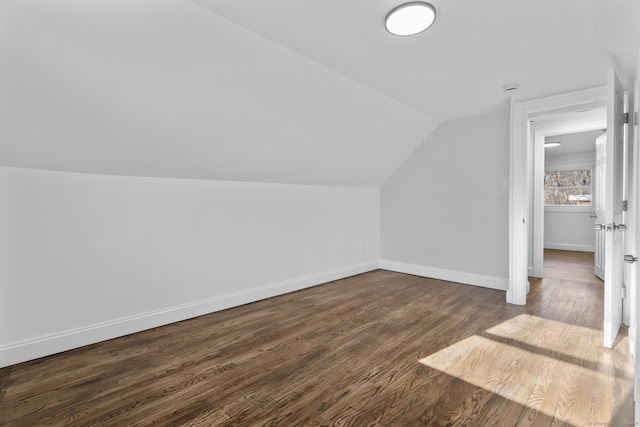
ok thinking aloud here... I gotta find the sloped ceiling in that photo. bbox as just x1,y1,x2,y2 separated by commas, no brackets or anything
1,0,638,187
191,0,640,119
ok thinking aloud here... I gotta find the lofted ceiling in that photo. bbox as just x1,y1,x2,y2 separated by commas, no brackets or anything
1,0,638,187
191,0,640,119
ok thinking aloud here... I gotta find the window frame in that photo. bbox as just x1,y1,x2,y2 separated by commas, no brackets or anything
543,166,594,211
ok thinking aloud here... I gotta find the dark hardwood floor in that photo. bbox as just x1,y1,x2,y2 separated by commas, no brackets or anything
0,250,634,426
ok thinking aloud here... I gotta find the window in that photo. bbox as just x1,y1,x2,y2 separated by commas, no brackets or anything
544,169,592,206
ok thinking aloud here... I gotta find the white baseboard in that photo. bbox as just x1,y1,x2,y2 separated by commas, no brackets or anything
379,260,508,291
544,243,595,252
0,261,379,368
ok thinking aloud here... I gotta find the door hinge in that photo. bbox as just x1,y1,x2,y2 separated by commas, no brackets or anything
635,111,638,126
623,200,628,211
623,112,629,124
622,284,627,299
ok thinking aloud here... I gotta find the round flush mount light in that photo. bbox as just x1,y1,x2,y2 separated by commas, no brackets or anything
385,2,436,36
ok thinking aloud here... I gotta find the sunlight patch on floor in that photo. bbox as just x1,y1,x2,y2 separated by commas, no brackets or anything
486,314,603,364
419,314,634,426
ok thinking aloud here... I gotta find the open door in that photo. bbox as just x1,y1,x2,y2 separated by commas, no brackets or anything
632,47,640,424
594,134,606,281
603,68,628,348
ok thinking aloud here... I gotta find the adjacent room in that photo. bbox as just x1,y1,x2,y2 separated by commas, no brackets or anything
1,0,640,425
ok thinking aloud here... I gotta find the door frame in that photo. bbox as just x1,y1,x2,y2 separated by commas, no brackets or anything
508,86,607,305
530,117,606,278
632,47,640,424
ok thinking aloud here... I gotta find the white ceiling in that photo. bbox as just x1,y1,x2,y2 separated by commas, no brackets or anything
1,0,638,186
191,0,640,119
545,129,604,157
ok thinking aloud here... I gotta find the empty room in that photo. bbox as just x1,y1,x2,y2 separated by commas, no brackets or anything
2,0,640,425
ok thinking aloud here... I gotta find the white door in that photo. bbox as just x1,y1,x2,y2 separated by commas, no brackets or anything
623,89,632,329
594,134,606,281
603,68,627,348
632,45,640,423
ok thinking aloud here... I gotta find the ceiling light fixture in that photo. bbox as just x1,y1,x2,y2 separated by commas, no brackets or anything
385,2,436,36
544,142,561,148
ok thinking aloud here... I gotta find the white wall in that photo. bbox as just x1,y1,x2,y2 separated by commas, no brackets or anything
545,151,595,171
379,110,510,290
544,151,596,252
544,209,595,251
0,167,379,367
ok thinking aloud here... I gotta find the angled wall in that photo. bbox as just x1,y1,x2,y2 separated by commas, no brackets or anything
0,167,379,367
380,110,510,289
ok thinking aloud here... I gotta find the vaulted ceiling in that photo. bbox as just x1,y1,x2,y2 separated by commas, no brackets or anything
1,0,638,186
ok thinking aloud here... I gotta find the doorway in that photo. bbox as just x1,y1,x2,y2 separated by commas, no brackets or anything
507,86,608,306
535,129,606,291
509,71,631,349
530,111,607,280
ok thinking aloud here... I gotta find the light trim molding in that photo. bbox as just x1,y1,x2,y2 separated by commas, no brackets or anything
379,260,509,291
0,261,379,368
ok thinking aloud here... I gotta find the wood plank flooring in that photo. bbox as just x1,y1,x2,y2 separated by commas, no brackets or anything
0,250,634,426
